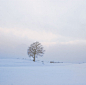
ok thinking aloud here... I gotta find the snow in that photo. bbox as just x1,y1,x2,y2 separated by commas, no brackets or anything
0,58,86,85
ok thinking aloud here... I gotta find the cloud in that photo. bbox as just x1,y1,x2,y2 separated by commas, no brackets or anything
59,40,86,45
0,27,86,48
0,0,86,40
0,27,57,42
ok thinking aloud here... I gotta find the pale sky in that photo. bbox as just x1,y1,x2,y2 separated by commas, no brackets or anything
0,0,86,63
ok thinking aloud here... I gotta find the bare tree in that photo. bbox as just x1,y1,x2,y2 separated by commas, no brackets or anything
27,42,45,62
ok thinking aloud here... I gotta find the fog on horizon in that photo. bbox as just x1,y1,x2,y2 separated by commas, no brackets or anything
0,0,86,63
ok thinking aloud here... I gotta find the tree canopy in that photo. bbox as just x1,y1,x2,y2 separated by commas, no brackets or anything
27,42,45,62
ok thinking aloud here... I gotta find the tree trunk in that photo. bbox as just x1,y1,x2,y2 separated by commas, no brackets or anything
33,54,35,62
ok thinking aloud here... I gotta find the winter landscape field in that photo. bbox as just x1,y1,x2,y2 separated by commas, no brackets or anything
0,0,86,85
0,58,86,85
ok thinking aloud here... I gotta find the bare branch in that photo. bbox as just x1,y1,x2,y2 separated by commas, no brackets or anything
27,42,45,62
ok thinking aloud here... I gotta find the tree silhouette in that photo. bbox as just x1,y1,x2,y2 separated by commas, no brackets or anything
27,42,45,62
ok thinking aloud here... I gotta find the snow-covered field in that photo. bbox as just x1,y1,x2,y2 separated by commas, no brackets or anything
0,58,86,85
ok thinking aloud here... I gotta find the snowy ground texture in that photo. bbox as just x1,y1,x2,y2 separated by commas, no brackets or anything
0,58,86,85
